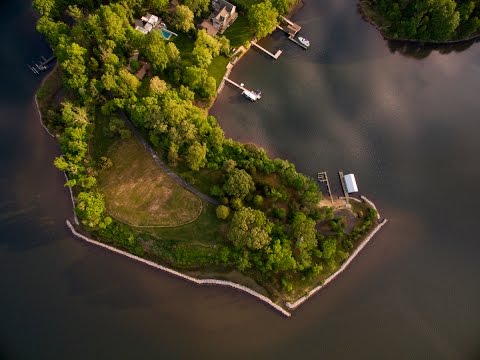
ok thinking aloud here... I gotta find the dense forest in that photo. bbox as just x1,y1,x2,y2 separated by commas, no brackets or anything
34,0,377,297
363,0,480,41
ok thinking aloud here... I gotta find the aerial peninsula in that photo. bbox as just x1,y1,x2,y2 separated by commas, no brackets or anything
360,0,480,42
34,0,385,314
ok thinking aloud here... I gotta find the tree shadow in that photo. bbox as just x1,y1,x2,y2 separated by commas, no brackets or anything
387,39,478,59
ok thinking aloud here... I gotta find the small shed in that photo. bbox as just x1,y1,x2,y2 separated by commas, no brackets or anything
344,173,358,193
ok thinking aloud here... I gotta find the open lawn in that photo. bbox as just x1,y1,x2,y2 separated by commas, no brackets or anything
223,15,254,48
230,0,262,11
207,55,230,88
98,138,203,227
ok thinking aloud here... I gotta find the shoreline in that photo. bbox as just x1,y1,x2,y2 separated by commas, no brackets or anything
63,195,387,316
35,3,388,317
66,219,292,317
359,3,480,45
286,217,387,310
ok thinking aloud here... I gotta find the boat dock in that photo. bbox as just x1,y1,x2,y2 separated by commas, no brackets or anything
223,77,261,101
276,17,308,49
251,41,283,59
338,171,350,203
318,171,334,204
223,77,249,92
28,55,56,75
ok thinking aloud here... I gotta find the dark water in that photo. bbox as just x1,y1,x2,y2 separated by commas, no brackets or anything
1,0,480,359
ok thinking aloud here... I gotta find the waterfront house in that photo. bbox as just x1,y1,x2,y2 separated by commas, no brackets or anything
135,13,161,34
199,0,238,36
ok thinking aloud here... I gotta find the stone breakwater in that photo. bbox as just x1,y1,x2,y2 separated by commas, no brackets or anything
361,195,381,220
65,220,292,317
286,217,387,310
34,95,55,138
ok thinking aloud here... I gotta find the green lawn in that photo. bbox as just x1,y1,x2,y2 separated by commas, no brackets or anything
223,15,254,47
98,138,203,227
230,0,262,11
207,55,230,88
172,32,195,56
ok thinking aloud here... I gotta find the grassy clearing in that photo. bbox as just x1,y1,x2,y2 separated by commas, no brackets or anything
230,0,262,11
98,137,203,227
208,55,230,88
223,15,254,47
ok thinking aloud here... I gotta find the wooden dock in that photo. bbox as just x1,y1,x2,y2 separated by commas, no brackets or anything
223,77,248,92
251,41,282,59
278,16,302,37
28,55,56,75
338,171,350,203
318,171,334,204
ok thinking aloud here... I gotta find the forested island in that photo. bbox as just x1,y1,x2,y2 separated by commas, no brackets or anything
361,0,480,42
34,0,382,310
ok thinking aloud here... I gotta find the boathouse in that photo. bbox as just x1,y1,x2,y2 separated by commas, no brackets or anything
344,174,358,193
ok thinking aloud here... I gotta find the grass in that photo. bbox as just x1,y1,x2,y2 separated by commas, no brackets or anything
98,137,203,227
172,32,195,55
223,15,255,47
207,55,230,88
230,0,262,11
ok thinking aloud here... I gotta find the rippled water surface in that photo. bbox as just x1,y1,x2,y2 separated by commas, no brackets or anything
1,0,480,359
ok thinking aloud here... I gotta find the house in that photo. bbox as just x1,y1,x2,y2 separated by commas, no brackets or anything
135,13,160,34
135,62,151,80
199,0,238,36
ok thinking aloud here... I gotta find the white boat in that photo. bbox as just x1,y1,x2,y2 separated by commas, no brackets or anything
298,36,310,48
242,90,262,101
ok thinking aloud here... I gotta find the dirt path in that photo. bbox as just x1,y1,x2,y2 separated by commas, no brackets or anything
116,109,221,206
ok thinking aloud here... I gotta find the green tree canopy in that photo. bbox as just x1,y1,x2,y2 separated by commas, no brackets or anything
184,0,210,17
248,0,279,39
223,168,255,199
173,5,195,32
228,207,273,250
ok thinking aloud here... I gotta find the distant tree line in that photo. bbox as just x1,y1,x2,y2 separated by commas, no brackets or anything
366,0,480,41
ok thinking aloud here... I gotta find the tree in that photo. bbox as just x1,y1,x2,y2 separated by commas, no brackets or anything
149,76,168,96
223,168,255,199
33,0,56,17
265,239,297,272
186,141,207,170
56,40,89,92
76,191,110,228
228,207,272,250
192,45,213,67
184,0,210,17
248,0,279,39
142,31,170,72
173,5,195,32
36,17,68,47
149,0,169,13
272,0,295,14
322,238,337,260
216,205,230,220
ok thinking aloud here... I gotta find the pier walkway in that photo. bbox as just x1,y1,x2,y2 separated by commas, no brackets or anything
318,171,334,204
28,55,56,74
276,17,308,49
223,77,248,92
338,171,350,203
251,41,283,59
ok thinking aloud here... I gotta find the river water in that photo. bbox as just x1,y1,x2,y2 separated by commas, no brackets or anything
1,0,480,359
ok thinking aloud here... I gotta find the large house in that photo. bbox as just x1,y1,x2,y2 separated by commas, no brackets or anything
135,13,161,34
200,0,238,36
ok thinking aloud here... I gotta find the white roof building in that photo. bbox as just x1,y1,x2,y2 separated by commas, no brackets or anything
344,173,358,193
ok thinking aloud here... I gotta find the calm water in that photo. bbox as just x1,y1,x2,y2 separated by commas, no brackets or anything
2,0,480,359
